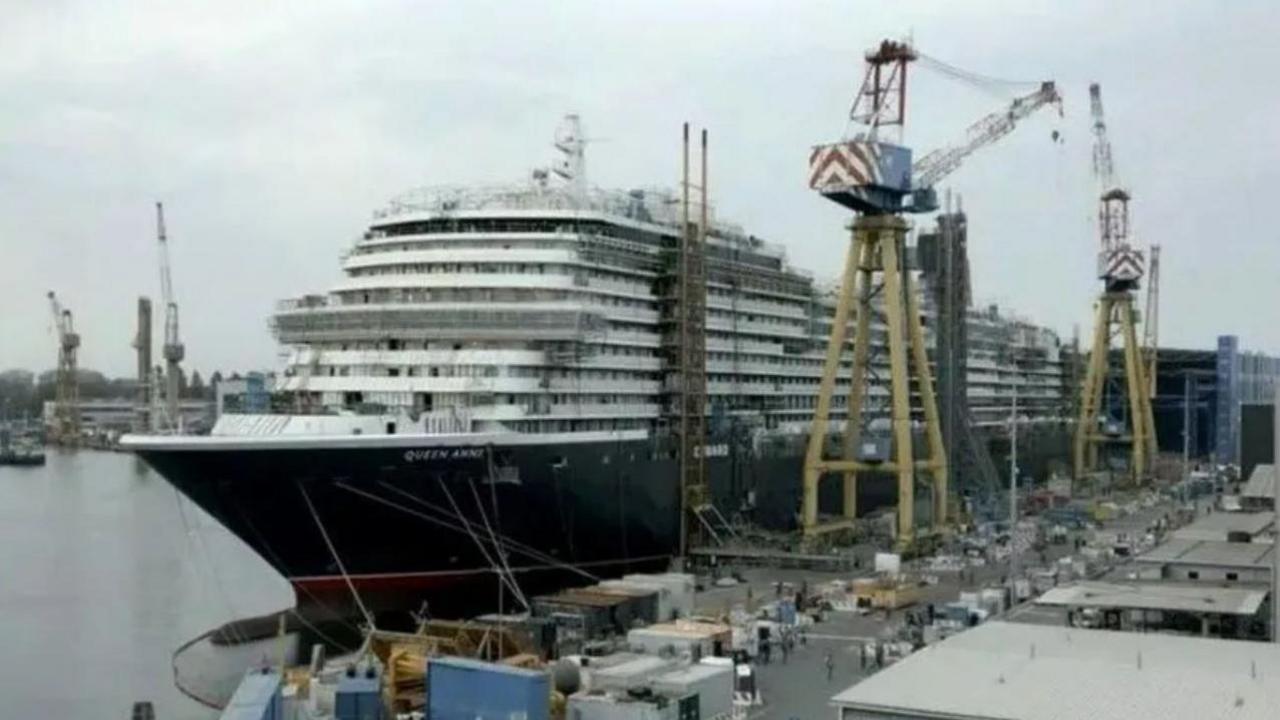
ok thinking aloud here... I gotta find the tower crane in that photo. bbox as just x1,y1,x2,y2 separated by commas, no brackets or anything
156,202,185,432
47,291,81,444
804,39,1062,546
1074,83,1157,486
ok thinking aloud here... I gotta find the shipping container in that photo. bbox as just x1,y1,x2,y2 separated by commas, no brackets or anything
568,692,677,720
599,579,673,622
627,622,731,659
426,656,550,720
590,583,659,626
589,656,673,693
624,574,695,619
475,613,559,659
534,589,639,639
651,663,733,720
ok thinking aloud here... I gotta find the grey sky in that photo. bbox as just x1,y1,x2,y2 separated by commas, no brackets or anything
2,1,1276,378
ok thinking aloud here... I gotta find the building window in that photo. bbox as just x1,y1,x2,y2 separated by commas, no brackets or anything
1187,571,1200,580
1226,572,1238,581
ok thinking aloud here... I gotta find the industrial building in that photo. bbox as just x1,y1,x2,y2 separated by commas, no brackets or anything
1134,538,1274,584
830,621,1280,720
1168,512,1273,543
1241,403,1274,482
1036,581,1268,639
215,373,275,417
43,398,212,436
1216,335,1280,465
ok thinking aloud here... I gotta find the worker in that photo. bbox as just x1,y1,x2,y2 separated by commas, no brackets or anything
760,638,771,664
825,651,835,681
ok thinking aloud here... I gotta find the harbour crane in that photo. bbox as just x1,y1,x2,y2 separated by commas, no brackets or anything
1074,83,1157,486
132,297,153,432
47,291,81,444
804,39,1062,546
156,202,185,432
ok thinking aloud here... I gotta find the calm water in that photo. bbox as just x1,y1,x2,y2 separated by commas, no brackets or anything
0,449,292,718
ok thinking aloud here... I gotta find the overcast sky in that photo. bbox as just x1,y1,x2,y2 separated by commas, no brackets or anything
2,1,1276,378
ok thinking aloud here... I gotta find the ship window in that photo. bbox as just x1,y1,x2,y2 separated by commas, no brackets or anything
386,422,396,434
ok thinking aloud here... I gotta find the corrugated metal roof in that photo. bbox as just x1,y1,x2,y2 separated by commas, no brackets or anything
832,621,1280,720
1036,581,1267,615
1136,539,1274,569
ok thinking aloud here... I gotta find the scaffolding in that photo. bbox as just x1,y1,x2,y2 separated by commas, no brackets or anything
918,208,1001,501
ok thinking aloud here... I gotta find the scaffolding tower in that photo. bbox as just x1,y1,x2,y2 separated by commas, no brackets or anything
918,208,1001,502
673,124,710,554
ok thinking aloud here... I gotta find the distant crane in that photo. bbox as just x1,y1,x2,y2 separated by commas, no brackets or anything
132,297,153,432
46,291,81,443
156,202,185,432
1074,83,1158,486
804,39,1062,547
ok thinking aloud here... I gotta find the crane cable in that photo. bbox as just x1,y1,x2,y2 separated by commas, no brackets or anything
916,52,1043,92
296,479,376,631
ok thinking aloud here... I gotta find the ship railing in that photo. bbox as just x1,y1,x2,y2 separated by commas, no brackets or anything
271,306,609,343
371,183,765,248
422,408,472,434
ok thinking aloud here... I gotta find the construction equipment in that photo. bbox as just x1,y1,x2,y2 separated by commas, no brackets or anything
804,40,1061,546
673,123,712,554
1073,83,1158,486
132,297,153,432
46,291,80,444
155,202,185,432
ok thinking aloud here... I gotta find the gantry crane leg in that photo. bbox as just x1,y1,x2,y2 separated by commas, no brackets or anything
802,215,947,547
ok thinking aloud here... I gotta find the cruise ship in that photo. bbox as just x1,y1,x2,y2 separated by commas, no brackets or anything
125,116,1068,615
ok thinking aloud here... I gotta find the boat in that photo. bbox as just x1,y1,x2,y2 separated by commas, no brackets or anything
123,116,1069,617
0,428,46,466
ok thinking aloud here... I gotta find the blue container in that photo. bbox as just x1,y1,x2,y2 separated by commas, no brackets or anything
220,669,282,720
427,656,549,720
336,667,384,720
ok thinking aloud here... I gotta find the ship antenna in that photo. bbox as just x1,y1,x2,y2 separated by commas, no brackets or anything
552,114,588,205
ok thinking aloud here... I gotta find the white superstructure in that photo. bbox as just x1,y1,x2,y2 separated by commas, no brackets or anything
268,116,1066,439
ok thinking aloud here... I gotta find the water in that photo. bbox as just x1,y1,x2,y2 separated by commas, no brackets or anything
0,449,293,718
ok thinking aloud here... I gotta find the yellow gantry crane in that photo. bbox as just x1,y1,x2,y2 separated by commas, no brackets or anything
46,291,81,444
804,40,1061,547
1073,83,1158,486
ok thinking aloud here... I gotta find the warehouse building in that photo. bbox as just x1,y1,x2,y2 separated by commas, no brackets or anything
1036,581,1268,639
1169,511,1273,543
1133,538,1274,584
831,621,1280,720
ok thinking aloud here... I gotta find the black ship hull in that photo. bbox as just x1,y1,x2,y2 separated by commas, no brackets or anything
129,431,900,617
